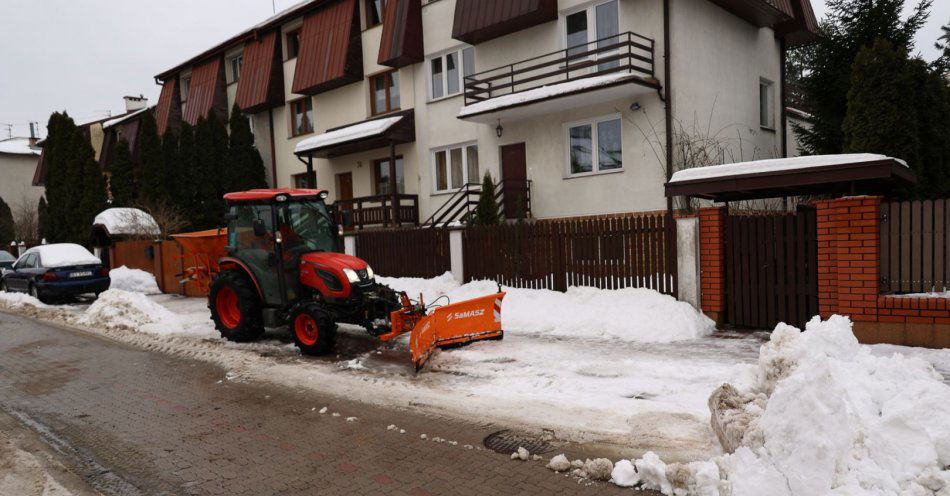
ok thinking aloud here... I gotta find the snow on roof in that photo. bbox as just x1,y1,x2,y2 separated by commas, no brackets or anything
457,73,641,118
0,137,40,156
93,208,161,236
102,107,151,129
23,243,101,268
668,154,908,184
294,116,403,154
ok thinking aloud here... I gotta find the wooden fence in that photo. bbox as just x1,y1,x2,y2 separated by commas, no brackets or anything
355,228,451,279
463,214,676,295
880,199,950,293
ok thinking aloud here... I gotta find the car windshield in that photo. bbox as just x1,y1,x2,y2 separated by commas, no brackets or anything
0,251,14,262
278,200,336,257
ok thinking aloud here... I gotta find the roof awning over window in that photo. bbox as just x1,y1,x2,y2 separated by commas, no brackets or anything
294,109,415,159
378,0,424,68
291,0,363,95
155,79,180,136
452,0,558,45
774,0,819,47
705,0,794,28
665,154,917,202
182,57,227,125
235,31,285,113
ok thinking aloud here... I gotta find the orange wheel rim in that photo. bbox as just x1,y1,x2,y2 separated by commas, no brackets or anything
294,314,319,346
216,287,241,329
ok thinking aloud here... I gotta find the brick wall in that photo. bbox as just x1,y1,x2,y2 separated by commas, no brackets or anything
815,197,881,322
698,207,726,323
696,197,949,348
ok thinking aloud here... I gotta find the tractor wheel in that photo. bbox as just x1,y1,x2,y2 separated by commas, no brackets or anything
290,303,337,356
209,270,264,342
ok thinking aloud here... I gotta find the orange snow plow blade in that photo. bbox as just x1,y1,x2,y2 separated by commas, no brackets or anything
406,293,506,371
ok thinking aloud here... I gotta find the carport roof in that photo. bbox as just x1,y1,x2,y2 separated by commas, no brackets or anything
665,154,916,202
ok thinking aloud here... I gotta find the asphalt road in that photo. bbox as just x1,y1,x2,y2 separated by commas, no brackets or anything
0,310,656,495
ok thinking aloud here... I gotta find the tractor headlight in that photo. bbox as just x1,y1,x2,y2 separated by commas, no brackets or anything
365,265,374,280
342,268,360,283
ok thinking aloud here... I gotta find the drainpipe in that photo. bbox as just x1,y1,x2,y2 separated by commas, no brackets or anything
780,39,788,158
663,0,674,209
268,108,278,187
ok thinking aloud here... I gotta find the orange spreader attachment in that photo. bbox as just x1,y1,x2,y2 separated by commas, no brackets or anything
404,292,506,371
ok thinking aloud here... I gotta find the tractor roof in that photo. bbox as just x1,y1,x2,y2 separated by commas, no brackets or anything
223,189,326,203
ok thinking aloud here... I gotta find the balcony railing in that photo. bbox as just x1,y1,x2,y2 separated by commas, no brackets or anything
463,31,656,106
334,194,419,230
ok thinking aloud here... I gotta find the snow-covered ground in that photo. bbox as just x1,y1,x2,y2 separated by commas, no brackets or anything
2,270,950,495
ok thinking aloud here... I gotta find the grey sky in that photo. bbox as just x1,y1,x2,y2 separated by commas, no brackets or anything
0,0,947,139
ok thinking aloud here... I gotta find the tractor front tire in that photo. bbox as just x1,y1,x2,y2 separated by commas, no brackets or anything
290,303,337,356
209,270,264,342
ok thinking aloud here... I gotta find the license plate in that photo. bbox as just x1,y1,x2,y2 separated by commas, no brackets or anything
70,271,93,278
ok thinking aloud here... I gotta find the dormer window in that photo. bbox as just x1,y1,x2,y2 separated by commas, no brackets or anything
286,29,301,60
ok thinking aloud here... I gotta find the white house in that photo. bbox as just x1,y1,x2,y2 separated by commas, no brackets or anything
0,137,44,210
152,0,817,226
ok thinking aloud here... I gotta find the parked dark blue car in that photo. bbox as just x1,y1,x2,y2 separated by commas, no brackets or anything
0,250,15,271
0,244,110,303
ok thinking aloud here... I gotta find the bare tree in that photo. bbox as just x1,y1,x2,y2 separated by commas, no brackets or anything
132,198,188,240
621,101,790,213
12,194,39,244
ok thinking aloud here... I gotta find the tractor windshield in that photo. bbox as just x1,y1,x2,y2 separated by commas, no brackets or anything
278,200,337,258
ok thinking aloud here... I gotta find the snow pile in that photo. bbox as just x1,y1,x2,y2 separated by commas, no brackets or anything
108,266,161,294
615,315,950,495
81,289,180,332
378,273,714,343
0,291,48,309
24,244,101,268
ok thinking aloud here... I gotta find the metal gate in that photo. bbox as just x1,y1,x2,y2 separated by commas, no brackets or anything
724,207,818,329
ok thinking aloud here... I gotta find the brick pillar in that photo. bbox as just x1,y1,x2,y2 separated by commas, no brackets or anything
698,207,727,323
815,196,882,322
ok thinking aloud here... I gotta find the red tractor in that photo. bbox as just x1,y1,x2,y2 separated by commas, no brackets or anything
206,189,505,370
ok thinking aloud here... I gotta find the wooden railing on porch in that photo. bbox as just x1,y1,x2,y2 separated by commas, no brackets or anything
334,194,419,230
423,179,532,228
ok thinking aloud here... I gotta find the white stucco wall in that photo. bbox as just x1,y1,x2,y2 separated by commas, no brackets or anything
0,152,44,214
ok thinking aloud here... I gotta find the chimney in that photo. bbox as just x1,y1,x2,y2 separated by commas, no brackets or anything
28,122,38,145
124,94,148,112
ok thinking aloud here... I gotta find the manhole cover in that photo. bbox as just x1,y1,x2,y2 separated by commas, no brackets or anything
483,429,553,455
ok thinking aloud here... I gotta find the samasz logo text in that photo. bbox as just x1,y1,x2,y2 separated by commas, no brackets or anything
446,309,485,321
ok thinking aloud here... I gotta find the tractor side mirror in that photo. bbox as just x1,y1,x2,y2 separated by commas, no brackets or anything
341,210,353,228
252,219,267,237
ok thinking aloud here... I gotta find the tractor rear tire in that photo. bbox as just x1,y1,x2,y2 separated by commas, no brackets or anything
290,303,337,356
209,270,264,342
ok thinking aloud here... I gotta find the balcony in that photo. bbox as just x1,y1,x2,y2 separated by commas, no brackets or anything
334,194,419,230
459,32,660,123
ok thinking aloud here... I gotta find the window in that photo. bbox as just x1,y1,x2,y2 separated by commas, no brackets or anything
565,1,619,70
227,54,243,84
429,47,475,100
292,173,311,188
432,143,479,192
759,78,775,129
373,157,405,194
290,97,314,137
286,29,301,60
566,116,622,176
365,0,385,28
370,70,400,115
180,76,191,102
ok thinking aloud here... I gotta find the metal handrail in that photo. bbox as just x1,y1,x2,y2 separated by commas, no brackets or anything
462,31,655,105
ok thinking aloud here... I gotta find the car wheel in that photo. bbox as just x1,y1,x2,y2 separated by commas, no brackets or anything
0,280,7,293
28,284,46,304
